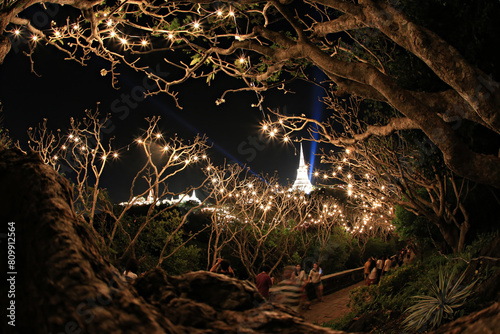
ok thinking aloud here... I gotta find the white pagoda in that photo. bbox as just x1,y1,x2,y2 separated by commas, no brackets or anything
291,143,314,194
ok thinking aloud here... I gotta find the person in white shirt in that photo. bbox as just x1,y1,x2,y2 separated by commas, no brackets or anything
383,256,392,276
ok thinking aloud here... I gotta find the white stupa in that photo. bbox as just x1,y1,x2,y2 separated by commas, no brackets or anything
291,143,314,194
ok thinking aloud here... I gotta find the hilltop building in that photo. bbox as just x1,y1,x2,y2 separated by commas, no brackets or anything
119,189,201,206
291,143,314,194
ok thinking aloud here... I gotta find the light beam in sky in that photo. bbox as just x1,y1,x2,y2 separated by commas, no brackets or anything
309,68,325,180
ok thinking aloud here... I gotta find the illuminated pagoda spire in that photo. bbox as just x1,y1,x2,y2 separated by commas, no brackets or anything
292,143,313,194
147,189,155,203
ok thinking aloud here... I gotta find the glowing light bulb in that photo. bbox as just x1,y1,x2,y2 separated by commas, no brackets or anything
73,24,79,30
14,29,20,35
155,133,162,138
283,136,289,142
107,20,113,27
110,31,116,37
239,57,245,64
32,35,38,41
168,33,174,39
53,155,58,160
54,31,61,37
120,38,127,44
141,39,148,46
113,153,118,158
217,10,223,16
62,145,67,150
193,22,200,29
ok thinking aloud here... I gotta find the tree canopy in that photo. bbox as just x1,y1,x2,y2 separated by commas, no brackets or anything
1,0,499,189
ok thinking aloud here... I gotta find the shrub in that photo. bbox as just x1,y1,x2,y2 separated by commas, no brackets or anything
402,268,476,332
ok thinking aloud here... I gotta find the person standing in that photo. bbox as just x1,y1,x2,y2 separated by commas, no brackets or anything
294,264,307,284
270,266,303,311
363,258,372,280
366,261,377,286
255,266,273,299
375,256,384,283
308,263,323,302
383,256,392,276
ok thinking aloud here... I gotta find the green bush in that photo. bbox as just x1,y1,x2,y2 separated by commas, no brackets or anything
321,311,357,330
402,268,476,332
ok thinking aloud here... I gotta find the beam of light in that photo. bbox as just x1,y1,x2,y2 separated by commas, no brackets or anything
308,68,325,180
116,71,262,181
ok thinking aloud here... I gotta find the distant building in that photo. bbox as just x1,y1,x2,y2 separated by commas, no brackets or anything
291,143,314,194
163,190,201,205
119,189,201,206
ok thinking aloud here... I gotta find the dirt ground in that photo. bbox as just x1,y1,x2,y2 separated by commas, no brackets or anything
301,281,365,325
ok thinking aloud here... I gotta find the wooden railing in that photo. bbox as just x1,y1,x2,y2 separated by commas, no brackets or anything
321,267,364,295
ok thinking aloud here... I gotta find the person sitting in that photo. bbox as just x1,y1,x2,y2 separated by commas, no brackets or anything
210,258,235,277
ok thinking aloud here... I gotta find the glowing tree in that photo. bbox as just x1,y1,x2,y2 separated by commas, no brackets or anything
202,163,340,277
1,0,499,188
23,110,211,264
265,97,472,253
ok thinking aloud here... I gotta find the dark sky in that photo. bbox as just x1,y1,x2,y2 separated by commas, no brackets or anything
0,28,326,202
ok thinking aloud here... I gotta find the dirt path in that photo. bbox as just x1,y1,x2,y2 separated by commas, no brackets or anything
301,281,365,325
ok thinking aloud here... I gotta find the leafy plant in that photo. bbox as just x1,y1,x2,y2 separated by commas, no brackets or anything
402,268,476,332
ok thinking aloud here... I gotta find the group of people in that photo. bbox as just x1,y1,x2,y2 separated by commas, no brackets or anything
364,248,412,286
121,256,325,312
254,262,324,311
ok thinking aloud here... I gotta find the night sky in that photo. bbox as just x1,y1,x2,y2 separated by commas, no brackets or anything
0,29,326,202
